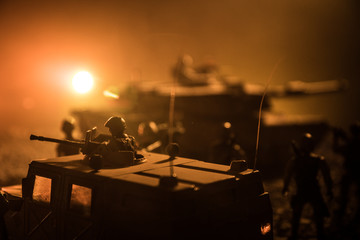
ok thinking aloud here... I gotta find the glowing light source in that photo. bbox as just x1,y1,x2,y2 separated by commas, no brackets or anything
224,122,231,129
260,222,271,235
103,90,119,99
72,71,94,94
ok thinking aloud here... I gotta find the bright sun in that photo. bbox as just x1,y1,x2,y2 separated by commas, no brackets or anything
72,71,94,94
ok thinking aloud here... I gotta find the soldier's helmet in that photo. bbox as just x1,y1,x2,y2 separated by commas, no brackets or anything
61,119,75,134
300,132,314,153
104,116,127,136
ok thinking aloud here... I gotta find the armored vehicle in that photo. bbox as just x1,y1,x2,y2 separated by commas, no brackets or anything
1,151,272,239
72,79,345,173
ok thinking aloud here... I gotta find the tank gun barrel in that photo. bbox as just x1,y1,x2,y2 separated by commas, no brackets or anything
29,134,102,156
30,134,85,147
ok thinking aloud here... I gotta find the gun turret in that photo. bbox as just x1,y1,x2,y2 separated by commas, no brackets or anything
30,128,145,170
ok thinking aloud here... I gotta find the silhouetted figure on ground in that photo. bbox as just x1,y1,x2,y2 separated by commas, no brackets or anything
209,122,247,165
137,121,185,154
332,121,360,228
56,119,80,156
137,121,162,153
283,133,333,240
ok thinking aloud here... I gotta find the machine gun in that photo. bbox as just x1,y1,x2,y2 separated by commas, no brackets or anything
30,128,145,170
30,128,103,156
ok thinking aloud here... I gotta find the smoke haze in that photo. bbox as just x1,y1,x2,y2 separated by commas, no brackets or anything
0,0,359,185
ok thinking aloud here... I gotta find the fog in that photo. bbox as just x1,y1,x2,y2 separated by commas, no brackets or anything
0,0,359,184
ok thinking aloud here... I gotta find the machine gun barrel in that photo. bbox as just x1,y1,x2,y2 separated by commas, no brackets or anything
30,134,85,148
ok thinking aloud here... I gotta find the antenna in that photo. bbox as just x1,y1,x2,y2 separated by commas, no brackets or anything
253,58,283,171
159,54,181,188
168,72,176,176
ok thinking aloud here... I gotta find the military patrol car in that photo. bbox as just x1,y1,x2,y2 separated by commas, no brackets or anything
1,150,272,239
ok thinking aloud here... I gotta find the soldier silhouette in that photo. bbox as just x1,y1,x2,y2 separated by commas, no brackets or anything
137,121,184,154
56,119,80,156
332,121,360,226
173,54,221,87
103,116,137,152
137,121,163,153
209,122,247,165
84,116,140,169
283,133,333,240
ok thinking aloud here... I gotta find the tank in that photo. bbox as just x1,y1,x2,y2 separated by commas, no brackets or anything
1,151,273,239
72,78,346,173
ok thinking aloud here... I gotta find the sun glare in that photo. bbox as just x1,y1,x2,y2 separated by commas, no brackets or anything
72,71,94,94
